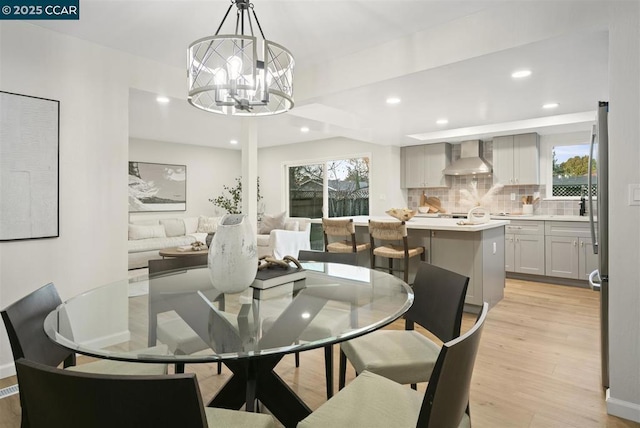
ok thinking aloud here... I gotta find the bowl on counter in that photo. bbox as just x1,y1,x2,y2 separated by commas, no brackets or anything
418,206,431,214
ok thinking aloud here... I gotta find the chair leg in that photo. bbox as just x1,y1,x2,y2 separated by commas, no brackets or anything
388,257,393,275
339,349,347,390
404,256,410,283
411,383,417,390
324,345,333,399
295,351,300,368
175,363,185,374
217,361,222,375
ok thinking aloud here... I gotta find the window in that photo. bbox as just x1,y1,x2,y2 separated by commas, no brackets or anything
551,144,597,197
287,157,369,250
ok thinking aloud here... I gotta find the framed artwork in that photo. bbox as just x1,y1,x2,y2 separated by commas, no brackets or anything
128,161,186,212
0,91,59,241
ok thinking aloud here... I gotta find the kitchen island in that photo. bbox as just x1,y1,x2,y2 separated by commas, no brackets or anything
315,216,509,311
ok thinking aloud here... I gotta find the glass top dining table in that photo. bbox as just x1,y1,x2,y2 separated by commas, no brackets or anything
43,262,413,427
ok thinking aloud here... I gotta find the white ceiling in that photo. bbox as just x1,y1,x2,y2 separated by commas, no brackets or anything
33,0,609,149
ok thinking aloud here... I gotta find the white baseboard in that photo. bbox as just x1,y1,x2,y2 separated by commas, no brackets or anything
607,388,640,422
0,362,16,380
79,330,130,350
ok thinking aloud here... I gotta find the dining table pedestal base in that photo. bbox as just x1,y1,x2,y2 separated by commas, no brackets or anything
208,355,311,428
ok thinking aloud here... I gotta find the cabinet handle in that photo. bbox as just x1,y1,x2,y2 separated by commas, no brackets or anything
573,241,577,246
580,241,584,247
516,238,519,243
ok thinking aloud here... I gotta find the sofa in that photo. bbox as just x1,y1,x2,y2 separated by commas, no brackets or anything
128,216,210,269
128,215,312,269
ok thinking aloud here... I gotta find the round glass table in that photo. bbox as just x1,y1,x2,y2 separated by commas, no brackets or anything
44,262,413,427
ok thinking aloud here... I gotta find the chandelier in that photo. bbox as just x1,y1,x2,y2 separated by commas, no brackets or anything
187,0,295,116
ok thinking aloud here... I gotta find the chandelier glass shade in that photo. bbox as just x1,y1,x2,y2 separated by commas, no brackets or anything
187,0,294,116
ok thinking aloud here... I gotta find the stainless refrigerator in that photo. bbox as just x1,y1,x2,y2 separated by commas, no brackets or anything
588,101,609,388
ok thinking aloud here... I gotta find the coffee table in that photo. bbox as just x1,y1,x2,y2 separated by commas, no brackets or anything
159,246,208,258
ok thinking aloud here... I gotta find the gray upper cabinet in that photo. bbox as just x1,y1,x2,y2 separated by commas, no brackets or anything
401,143,451,188
492,133,539,185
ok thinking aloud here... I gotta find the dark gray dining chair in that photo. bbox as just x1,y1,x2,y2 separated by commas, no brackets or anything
148,255,223,374
1,283,168,427
283,249,358,399
339,262,469,390
298,302,489,428
15,358,276,428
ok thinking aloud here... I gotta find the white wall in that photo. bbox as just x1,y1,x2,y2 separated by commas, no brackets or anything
0,22,131,377
606,1,640,421
257,137,404,216
129,138,241,221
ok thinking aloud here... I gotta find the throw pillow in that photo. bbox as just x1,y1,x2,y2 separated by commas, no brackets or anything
128,224,166,240
159,219,186,237
197,215,220,233
284,220,299,231
259,212,286,234
183,217,199,234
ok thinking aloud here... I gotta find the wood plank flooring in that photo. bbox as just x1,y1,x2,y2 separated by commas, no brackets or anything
1,278,638,427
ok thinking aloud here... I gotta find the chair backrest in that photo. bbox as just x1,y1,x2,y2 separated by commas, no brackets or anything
1,283,74,368
417,302,488,428
298,250,357,266
15,358,208,428
406,262,469,343
148,254,208,277
368,220,407,241
322,218,356,237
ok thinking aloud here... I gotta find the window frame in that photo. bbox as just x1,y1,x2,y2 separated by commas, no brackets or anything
283,152,371,218
540,132,594,200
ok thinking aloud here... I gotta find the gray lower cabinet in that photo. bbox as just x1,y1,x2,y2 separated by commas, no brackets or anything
505,220,545,275
544,221,597,280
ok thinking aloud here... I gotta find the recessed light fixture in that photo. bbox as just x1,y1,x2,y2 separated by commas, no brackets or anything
511,70,532,79
156,96,170,103
386,97,401,105
300,126,310,133
436,118,449,125
230,140,238,145
542,103,559,109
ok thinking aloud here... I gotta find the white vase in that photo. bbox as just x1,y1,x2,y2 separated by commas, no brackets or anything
208,214,258,293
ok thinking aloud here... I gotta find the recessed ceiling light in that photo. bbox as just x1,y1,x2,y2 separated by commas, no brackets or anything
511,70,532,79
542,103,559,109
386,97,401,105
436,119,449,125
156,96,170,103
230,140,238,145
300,126,310,133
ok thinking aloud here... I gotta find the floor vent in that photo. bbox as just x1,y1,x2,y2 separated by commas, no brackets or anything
0,384,19,399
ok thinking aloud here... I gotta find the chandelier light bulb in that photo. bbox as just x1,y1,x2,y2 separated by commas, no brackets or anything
227,56,243,80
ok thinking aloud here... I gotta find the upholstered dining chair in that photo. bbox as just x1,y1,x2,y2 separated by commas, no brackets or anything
15,358,276,428
322,218,370,254
278,249,358,399
339,262,469,391
368,219,425,283
298,302,488,428
148,255,223,375
1,282,169,428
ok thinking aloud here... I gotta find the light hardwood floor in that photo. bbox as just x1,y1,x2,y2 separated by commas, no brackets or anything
0,278,638,427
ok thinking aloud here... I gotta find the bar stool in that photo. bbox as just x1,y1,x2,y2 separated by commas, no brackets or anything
368,219,425,283
322,218,370,254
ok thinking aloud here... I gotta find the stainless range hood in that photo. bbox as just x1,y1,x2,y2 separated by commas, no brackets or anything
442,140,492,175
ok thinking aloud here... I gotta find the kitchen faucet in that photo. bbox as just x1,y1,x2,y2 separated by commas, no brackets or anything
579,195,587,216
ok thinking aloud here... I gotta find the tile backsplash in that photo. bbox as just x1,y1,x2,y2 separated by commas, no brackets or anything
406,141,592,217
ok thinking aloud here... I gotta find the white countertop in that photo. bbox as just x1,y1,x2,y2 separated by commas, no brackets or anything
312,216,509,232
490,214,592,222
